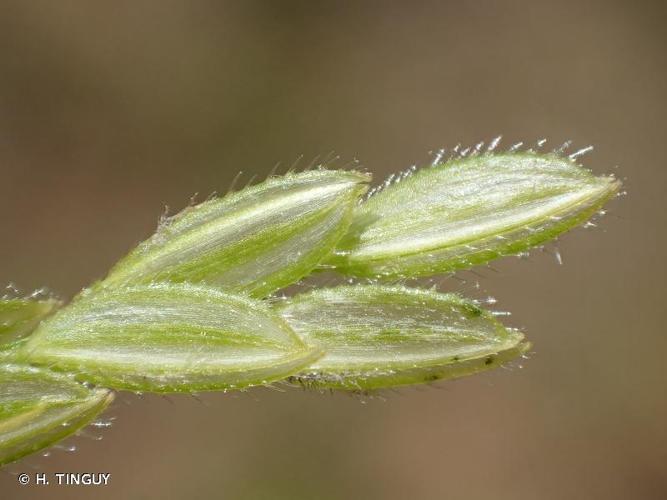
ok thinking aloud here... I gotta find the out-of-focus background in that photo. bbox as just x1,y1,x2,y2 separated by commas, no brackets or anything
1,1,665,499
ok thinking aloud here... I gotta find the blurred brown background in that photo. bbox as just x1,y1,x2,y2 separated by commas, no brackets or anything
1,1,665,499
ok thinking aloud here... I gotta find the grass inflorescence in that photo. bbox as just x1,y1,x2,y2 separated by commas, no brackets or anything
0,140,621,465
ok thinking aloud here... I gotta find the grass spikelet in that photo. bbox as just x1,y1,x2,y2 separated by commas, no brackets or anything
330,152,620,278
100,170,370,297
0,364,113,466
277,285,528,390
18,284,321,393
0,296,61,346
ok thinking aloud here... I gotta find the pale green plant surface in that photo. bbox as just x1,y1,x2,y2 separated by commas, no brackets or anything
330,152,620,278
19,283,321,392
0,144,621,465
0,364,113,466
